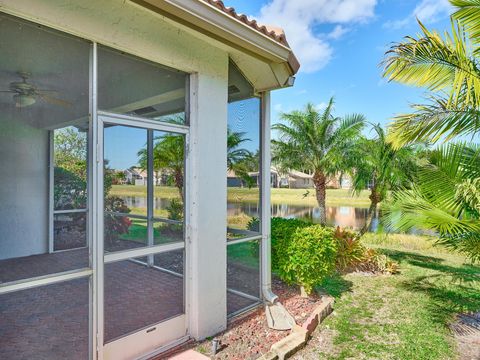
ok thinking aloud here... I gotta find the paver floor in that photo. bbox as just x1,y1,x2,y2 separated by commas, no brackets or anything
0,246,260,359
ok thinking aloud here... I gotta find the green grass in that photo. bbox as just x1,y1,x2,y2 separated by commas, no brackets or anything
310,233,480,360
110,185,372,207
118,219,182,244
119,218,257,266
227,241,260,268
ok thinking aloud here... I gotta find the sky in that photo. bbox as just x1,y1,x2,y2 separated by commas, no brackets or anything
226,0,452,130
106,0,455,169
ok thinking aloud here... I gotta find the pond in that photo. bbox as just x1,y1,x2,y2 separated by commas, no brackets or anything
121,196,389,233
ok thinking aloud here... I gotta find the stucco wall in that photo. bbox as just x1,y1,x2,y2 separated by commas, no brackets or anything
0,116,48,260
0,0,230,340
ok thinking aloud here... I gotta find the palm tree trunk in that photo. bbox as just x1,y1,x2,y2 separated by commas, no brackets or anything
174,169,184,202
313,170,327,225
360,188,380,235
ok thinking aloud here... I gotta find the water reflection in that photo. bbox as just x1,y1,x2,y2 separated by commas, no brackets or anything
124,196,385,232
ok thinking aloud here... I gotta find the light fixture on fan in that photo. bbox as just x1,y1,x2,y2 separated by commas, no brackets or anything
0,71,71,108
13,94,36,107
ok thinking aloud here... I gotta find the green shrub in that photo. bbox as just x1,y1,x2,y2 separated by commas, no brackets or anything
334,227,366,271
270,217,310,271
279,225,338,294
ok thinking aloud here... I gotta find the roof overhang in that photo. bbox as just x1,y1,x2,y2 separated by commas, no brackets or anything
129,0,300,79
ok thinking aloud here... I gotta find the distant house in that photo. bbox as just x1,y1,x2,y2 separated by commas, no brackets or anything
284,170,314,189
124,168,145,185
271,168,353,190
326,173,353,189
124,167,174,186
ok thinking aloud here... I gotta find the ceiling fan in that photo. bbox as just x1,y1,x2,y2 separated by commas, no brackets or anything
0,71,72,108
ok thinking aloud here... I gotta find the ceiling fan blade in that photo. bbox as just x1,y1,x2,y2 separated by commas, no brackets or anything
36,89,59,93
38,93,72,108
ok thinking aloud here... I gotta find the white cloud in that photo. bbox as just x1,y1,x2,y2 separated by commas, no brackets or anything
256,0,378,73
327,25,349,40
315,102,328,111
384,0,452,30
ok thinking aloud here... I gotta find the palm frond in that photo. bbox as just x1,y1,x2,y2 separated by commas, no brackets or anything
451,0,480,53
388,95,480,147
383,19,480,108
386,142,480,260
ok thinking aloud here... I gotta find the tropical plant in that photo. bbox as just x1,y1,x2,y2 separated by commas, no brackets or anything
381,1,480,260
386,142,480,261
334,227,366,271
382,11,480,147
351,124,418,234
138,134,185,198
272,98,365,225
104,196,132,246
227,127,256,187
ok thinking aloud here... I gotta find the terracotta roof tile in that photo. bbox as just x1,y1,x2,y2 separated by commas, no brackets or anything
201,0,289,47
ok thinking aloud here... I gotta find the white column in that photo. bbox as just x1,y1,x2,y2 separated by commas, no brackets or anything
260,91,275,303
147,129,154,266
187,66,229,339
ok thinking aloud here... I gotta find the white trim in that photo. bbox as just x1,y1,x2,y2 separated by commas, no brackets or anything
48,130,55,254
54,209,88,214
226,288,260,303
104,242,185,264
0,269,93,295
98,111,189,135
103,315,187,360
136,335,190,360
260,91,275,303
226,235,262,246
227,301,262,319
91,41,103,359
147,129,154,266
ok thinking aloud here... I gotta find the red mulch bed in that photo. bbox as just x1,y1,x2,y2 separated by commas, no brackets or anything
193,278,323,359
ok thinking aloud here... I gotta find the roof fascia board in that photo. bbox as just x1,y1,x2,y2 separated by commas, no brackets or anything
129,0,292,66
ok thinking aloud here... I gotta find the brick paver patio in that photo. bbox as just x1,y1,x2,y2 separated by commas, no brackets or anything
0,247,260,359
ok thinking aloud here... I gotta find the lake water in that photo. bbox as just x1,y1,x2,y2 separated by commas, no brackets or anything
122,196,387,232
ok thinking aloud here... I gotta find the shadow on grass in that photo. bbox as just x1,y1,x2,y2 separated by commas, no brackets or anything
381,248,480,283
317,273,354,298
380,248,444,265
380,248,480,325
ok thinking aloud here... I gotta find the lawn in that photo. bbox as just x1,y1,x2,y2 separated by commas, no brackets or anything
296,233,480,360
110,185,372,207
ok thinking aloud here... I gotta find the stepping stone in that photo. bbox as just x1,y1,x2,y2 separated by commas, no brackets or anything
266,303,296,330
168,349,210,359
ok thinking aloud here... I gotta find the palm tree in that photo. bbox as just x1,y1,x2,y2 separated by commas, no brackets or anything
138,134,185,199
382,1,480,259
272,98,365,225
382,12,480,147
138,128,253,196
351,124,418,235
227,127,259,187
386,143,480,261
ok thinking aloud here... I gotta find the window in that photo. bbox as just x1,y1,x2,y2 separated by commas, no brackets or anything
226,61,262,315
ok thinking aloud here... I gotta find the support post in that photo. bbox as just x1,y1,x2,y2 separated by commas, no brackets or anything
147,129,154,266
187,68,228,339
260,91,277,304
